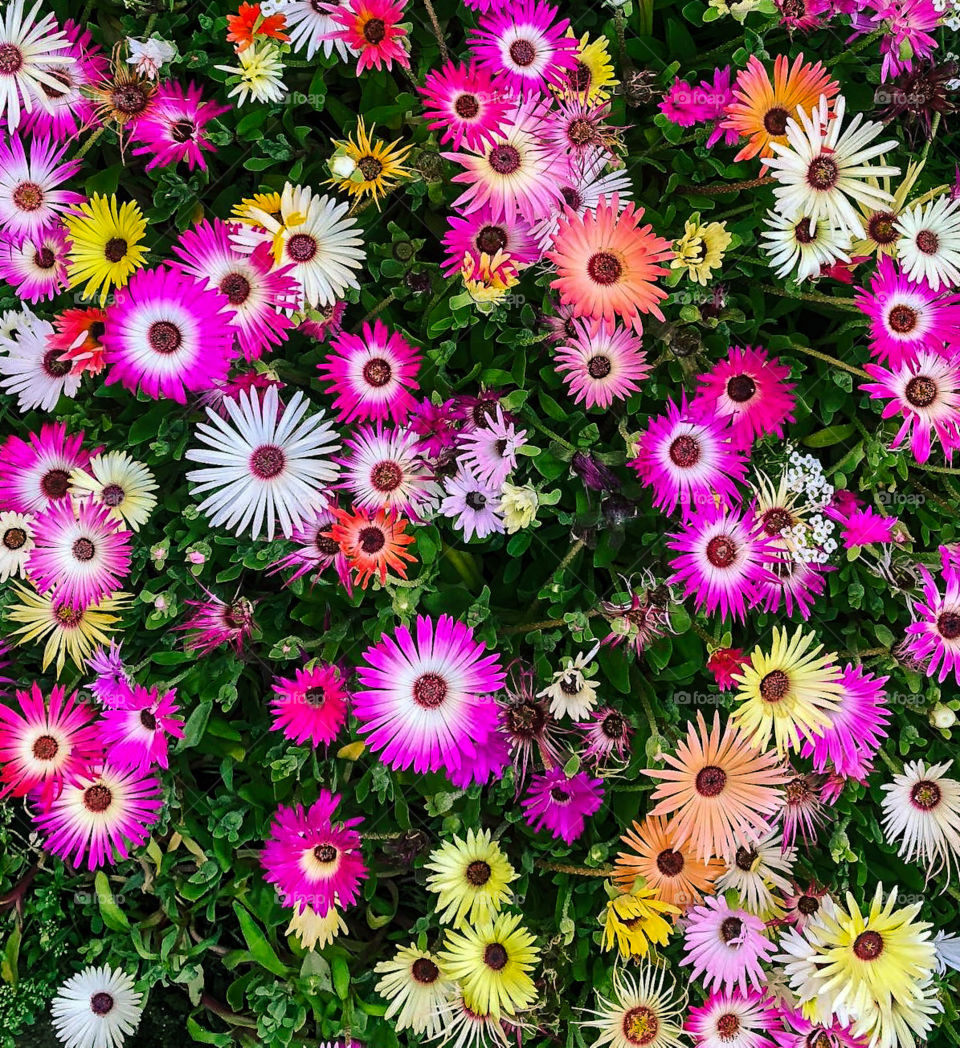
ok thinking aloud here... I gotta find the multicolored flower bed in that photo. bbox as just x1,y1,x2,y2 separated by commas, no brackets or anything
2,0,960,1046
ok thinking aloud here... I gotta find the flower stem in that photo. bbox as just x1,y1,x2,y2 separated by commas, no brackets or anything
357,291,396,327
73,125,106,161
524,414,576,452
830,27,884,68
535,860,614,877
421,0,449,62
759,284,862,311
676,176,775,196
502,609,603,635
920,112,943,166
782,341,869,379
916,461,960,476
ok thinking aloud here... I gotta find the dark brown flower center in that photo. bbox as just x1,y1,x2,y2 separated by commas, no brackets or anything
567,117,596,147
112,83,150,115
669,434,700,468
622,1005,660,1046
357,358,391,390
905,375,937,408
794,218,817,245
32,734,59,760
586,251,623,286
587,355,612,379
716,1013,741,1038
3,527,26,550
362,17,386,43
83,784,113,813
287,233,318,262
706,535,738,568
411,957,439,983
72,537,96,562
43,349,72,377
759,669,790,702
250,444,285,480
104,237,128,263
476,224,508,255
0,44,24,74
853,930,884,960
655,849,684,876
12,181,43,212
887,304,918,334
602,712,625,738
171,119,195,143
720,916,743,943
41,468,71,499
140,709,157,730
358,526,385,553
797,894,820,916
911,779,942,810
868,211,898,245
484,943,509,970
101,484,126,507
695,765,726,797
90,992,114,1015
726,374,756,403
568,62,591,93
508,39,536,67
315,534,340,556
763,106,789,135
34,247,56,269
550,787,571,802
220,271,251,305
762,507,793,536
466,860,492,886
465,490,487,510
371,461,403,492
357,155,383,181
937,611,960,639
560,186,583,210
807,156,839,190
505,700,546,739
489,145,522,175
148,321,182,355
454,92,480,119
413,672,447,708
916,229,940,255
313,843,338,863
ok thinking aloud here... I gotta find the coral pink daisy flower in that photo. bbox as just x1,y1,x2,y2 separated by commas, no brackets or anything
317,319,421,425
353,614,506,775
0,682,101,805
686,988,782,1048
862,351,960,463
903,546,960,686
32,761,163,870
521,767,604,844
129,80,228,172
0,135,81,246
547,195,673,335
270,663,350,748
694,346,796,450
261,790,366,916
327,504,416,590
101,265,236,403
668,503,778,623
682,896,777,995
855,254,960,366
629,397,748,517
0,422,93,513
418,61,512,152
324,0,410,72
554,320,649,409
801,664,889,775
99,684,184,771
27,498,132,610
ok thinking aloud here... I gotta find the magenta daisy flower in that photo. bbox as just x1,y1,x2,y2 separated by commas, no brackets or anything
445,95,565,222
86,642,134,707
694,346,796,450
468,0,577,94
755,555,830,620
99,684,184,771
317,320,421,425
261,790,366,916
32,761,163,870
554,320,649,409
801,664,889,776
855,254,960,366
629,397,748,517
0,135,81,246
686,989,782,1048
440,465,504,541
579,706,633,765
441,207,540,279
0,682,100,805
825,503,896,547
521,767,604,844
773,1007,867,1048
862,351,960,464
27,498,132,611
446,727,511,788
668,504,777,623
903,547,960,685
178,589,256,657
353,614,506,775
418,61,512,152
270,663,350,748
457,404,527,487
170,220,298,361
129,80,227,172
0,422,93,512
872,0,940,82
101,265,236,403
408,397,460,459
337,423,437,519
0,222,70,303
299,300,346,343
682,896,776,996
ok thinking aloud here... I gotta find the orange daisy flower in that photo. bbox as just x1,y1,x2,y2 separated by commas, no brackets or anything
643,711,791,863
613,814,723,911
546,195,673,336
47,308,108,376
722,53,839,165
226,2,290,52
327,506,416,590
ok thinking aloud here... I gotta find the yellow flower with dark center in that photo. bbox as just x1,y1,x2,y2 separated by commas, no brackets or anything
671,213,732,285
601,882,679,959
64,194,148,306
555,31,618,105
326,118,412,208
425,828,517,928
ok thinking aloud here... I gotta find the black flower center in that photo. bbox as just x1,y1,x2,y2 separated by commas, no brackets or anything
905,375,937,408
587,355,612,379
411,957,439,983
313,843,338,863
720,917,743,943
484,943,509,970
726,374,756,403
171,119,195,142
140,709,157,730
413,672,447,708
476,225,508,255
3,527,27,550
104,237,128,263
586,251,623,286
763,106,789,135
760,669,790,702
363,17,386,43
938,611,960,639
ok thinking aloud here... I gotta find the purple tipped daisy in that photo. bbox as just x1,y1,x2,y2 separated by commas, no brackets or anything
681,896,776,995
579,706,633,765
521,767,604,844
801,664,889,776
269,663,350,748
0,135,81,246
0,223,70,303
554,320,649,409
86,641,134,707
903,546,960,686
269,507,353,594
178,589,256,657
129,80,228,172
457,404,527,487
686,988,782,1048
100,684,184,771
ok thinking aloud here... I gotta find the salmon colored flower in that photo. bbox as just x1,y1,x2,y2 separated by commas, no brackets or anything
327,505,416,590
226,2,289,52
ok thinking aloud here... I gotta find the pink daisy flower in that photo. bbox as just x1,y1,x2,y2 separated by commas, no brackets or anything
446,727,511,788
755,555,830,620
323,0,410,73
0,135,81,246
86,642,134,707
0,422,93,512
170,219,298,361
441,208,540,279
101,265,236,404
261,790,366,916
99,684,184,771
457,403,527,486
825,503,897,547
780,881,831,931
317,320,421,425
776,0,832,31
682,896,776,995
778,771,829,847
694,346,796,450
707,648,749,692
855,255,960,366
579,706,633,764
668,503,777,623
629,397,748,517
337,423,437,519
0,222,70,303
854,0,940,82
520,767,604,844
32,762,163,870
444,95,565,223
353,614,506,775
408,397,460,459
299,300,346,343
196,371,285,418
27,498,132,610
686,989,782,1048
773,1007,868,1048
0,682,100,805
554,320,649,409
699,67,740,149
862,351,960,463
903,547,960,685
418,61,512,152
178,589,256,656
801,664,889,776
468,0,577,94
129,81,228,172
269,507,353,594
269,663,350,748
660,78,714,127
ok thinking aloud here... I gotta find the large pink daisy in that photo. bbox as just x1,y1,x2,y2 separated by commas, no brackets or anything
682,896,776,995
686,989,782,1048
0,422,93,513
554,320,649,409
441,207,540,278
0,134,81,246
99,684,184,772
801,663,889,775
337,423,437,519
903,546,960,686
0,222,70,303
418,61,512,152
129,80,228,173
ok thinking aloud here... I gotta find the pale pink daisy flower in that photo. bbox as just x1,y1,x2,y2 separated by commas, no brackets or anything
755,554,830,620
99,684,184,771
0,0,73,133
903,546,960,685
681,896,776,995
554,320,649,409
418,61,512,153
0,135,81,246
0,421,93,512
579,706,633,765
0,311,81,411
0,223,70,303
337,423,438,520
521,767,604,844
270,663,350,748
778,771,830,847
261,790,366,916
685,988,782,1048
773,1007,868,1048
457,404,527,487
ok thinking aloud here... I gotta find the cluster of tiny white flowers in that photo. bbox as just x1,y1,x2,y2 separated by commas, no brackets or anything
934,0,960,32
783,449,834,509
777,449,838,563
943,50,960,89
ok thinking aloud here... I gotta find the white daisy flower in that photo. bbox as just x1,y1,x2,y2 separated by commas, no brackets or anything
716,830,797,917
215,40,287,106
0,0,71,132
186,385,342,541
759,209,852,282
0,311,80,411
537,642,601,721
896,195,960,291
934,930,960,975
765,95,900,240
338,423,440,520
276,0,356,61
374,944,456,1037
0,509,33,581
50,964,143,1048
882,759,960,883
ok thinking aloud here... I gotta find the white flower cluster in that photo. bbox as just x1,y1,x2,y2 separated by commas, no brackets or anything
783,449,833,509
933,0,960,32
779,450,837,564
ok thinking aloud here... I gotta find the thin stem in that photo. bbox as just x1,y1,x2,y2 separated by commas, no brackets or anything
759,284,862,311
920,112,942,166
782,341,869,379
73,125,106,161
916,461,960,476
841,646,890,658
830,27,884,68
501,609,603,635
676,176,775,196
421,0,449,62
357,291,396,327
536,860,614,877
524,414,576,452
690,620,719,648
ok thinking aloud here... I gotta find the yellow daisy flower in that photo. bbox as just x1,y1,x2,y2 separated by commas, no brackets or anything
461,250,519,311
601,882,679,959
326,118,412,208
731,626,843,757
555,31,619,105
64,194,148,306
231,191,284,226
439,912,539,1019
6,583,129,678
285,901,346,951
424,827,518,928
70,451,158,532
671,213,732,285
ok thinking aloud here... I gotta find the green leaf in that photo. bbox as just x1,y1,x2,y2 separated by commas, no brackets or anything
94,871,129,931
178,701,213,750
802,424,856,448
232,902,289,978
